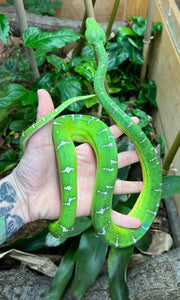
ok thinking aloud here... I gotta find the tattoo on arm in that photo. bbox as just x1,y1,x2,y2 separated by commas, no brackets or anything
0,182,24,245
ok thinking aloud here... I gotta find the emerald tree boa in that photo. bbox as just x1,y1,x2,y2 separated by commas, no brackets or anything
21,18,162,248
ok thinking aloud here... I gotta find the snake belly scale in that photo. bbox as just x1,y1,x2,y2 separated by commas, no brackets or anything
20,18,162,248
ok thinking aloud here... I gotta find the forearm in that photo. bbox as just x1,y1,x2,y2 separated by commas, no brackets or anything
0,172,29,245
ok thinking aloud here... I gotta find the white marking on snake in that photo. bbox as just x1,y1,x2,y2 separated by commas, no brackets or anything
61,167,74,174
64,186,72,191
114,236,119,248
55,109,58,113
96,207,109,215
106,185,114,189
150,157,157,162
97,191,108,196
64,197,76,206
146,209,156,215
127,122,134,128
60,225,69,232
139,131,144,135
56,141,70,150
113,108,118,113
132,235,137,244
98,222,110,235
102,143,113,148
141,225,149,231
22,132,25,137
71,115,75,122
88,117,95,124
110,160,118,164
54,121,63,126
102,168,114,172
42,117,46,122
140,138,146,144
98,128,108,135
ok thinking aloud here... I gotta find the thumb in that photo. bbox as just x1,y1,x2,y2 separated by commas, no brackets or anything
36,89,54,121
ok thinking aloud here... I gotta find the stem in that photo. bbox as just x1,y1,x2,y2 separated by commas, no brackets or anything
14,0,40,81
84,0,96,18
106,0,121,39
162,130,180,174
73,0,96,58
140,0,155,84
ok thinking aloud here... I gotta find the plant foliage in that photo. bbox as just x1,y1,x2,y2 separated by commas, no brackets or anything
1,13,178,300
0,0,63,16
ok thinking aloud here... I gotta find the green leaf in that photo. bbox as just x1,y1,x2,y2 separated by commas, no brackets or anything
159,135,165,158
151,22,163,33
117,26,137,37
137,80,157,107
134,230,152,251
0,14,10,45
131,16,146,36
55,76,84,112
108,246,134,300
106,42,129,70
46,54,68,72
46,217,92,247
18,49,46,70
130,108,149,129
23,27,80,51
74,63,96,83
46,239,78,300
0,227,49,251
9,120,29,132
162,176,180,198
0,84,37,108
71,228,108,299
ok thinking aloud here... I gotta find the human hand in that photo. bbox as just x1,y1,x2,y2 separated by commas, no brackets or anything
13,89,142,228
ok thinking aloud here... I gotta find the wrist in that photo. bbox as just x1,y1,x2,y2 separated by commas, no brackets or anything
0,172,30,244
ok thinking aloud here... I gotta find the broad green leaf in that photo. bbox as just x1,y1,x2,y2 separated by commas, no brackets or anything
18,49,46,70
130,108,149,129
71,228,108,299
162,176,180,198
23,27,80,51
0,14,9,45
137,80,157,107
46,239,78,300
108,246,134,300
0,227,49,251
0,84,37,108
106,42,129,70
117,26,137,37
55,76,84,112
152,22,163,33
46,54,68,72
135,230,152,251
9,120,29,132
45,217,92,247
74,63,96,82
130,16,146,36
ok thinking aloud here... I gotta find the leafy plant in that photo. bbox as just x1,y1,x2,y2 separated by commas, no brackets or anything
1,11,179,300
0,0,63,16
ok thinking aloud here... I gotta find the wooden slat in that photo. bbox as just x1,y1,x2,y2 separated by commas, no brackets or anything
149,0,180,215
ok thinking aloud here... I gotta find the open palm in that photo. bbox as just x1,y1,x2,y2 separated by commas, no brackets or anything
13,89,142,228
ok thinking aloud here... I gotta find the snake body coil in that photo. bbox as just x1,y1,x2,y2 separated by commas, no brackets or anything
21,18,162,248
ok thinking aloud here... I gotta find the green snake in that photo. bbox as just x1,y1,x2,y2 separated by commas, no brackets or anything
21,18,162,248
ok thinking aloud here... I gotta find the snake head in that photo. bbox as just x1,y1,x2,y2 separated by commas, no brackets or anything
85,18,106,46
